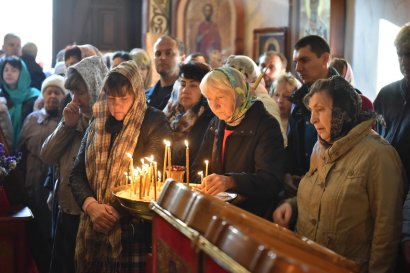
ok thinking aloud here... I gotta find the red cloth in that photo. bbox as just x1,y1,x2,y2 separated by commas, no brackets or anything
360,94,373,111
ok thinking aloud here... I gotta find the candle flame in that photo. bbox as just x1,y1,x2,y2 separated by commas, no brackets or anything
198,171,203,175
184,139,189,147
204,160,209,164
126,152,133,159
164,139,171,146
144,155,154,163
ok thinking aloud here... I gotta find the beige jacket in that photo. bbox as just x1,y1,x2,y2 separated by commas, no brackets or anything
296,120,404,273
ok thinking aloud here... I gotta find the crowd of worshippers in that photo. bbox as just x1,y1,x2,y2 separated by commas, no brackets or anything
0,22,409,273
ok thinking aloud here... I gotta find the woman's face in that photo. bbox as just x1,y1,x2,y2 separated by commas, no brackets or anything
273,82,294,118
107,92,135,121
203,85,235,121
71,86,91,115
3,63,20,89
308,91,333,142
179,77,202,111
43,86,65,111
139,67,148,81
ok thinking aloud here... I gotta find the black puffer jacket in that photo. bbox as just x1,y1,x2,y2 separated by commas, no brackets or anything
69,106,171,208
192,101,285,217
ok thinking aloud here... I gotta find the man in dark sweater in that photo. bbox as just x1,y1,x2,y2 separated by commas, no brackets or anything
145,35,185,110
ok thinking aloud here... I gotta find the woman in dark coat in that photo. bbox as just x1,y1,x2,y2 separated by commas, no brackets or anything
193,66,285,218
163,61,214,166
69,61,171,273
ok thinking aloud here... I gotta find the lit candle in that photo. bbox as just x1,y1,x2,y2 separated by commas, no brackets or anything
153,161,158,183
185,140,189,185
153,170,157,201
124,172,128,186
204,160,209,177
163,140,168,182
198,171,204,184
126,152,133,175
167,141,172,170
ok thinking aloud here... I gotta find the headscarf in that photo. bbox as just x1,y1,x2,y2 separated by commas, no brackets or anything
75,61,146,273
1,59,40,146
67,55,108,110
204,66,255,126
130,48,152,89
304,75,378,144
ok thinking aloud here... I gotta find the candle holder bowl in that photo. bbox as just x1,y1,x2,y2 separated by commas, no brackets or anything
112,184,154,221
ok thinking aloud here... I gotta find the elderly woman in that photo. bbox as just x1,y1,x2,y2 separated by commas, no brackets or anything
224,54,287,147
70,61,171,273
194,66,285,218
273,76,404,272
163,61,213,166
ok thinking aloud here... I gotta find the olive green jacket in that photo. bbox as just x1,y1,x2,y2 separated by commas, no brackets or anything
296,119,404,273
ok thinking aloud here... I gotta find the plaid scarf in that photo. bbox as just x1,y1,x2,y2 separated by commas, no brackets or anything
75,61,147,273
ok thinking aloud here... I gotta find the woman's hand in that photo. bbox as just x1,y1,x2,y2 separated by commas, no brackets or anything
63,101,81,128
87,202,120,234
201,174,233,195
273,202,293,228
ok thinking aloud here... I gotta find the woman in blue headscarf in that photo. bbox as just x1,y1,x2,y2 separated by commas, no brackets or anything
0,56,40,147
193,66,285,218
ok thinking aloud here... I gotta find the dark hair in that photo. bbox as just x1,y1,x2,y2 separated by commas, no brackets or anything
103,73,133,97
259,50,288,68
185,52,208,63
0,56,22,80
65,68,87,92
64,46,82,62
329,58,348,75
294,35,330,57
179,61,211,82
156,35,186,56
112,51,131,62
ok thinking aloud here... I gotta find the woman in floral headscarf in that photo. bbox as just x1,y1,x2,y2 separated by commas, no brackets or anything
273,76,404,272
193,66,285,218
70,61,171,273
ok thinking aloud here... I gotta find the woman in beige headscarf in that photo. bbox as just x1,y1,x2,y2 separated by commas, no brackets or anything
130,48,153,89
70,61,171,273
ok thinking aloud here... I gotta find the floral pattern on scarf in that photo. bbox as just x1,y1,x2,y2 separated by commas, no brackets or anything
213,67,255,126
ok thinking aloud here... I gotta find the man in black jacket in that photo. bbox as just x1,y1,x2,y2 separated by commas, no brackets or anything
285,35,338,196
145,35,185,110
21,42,46,90
374,23,410,185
